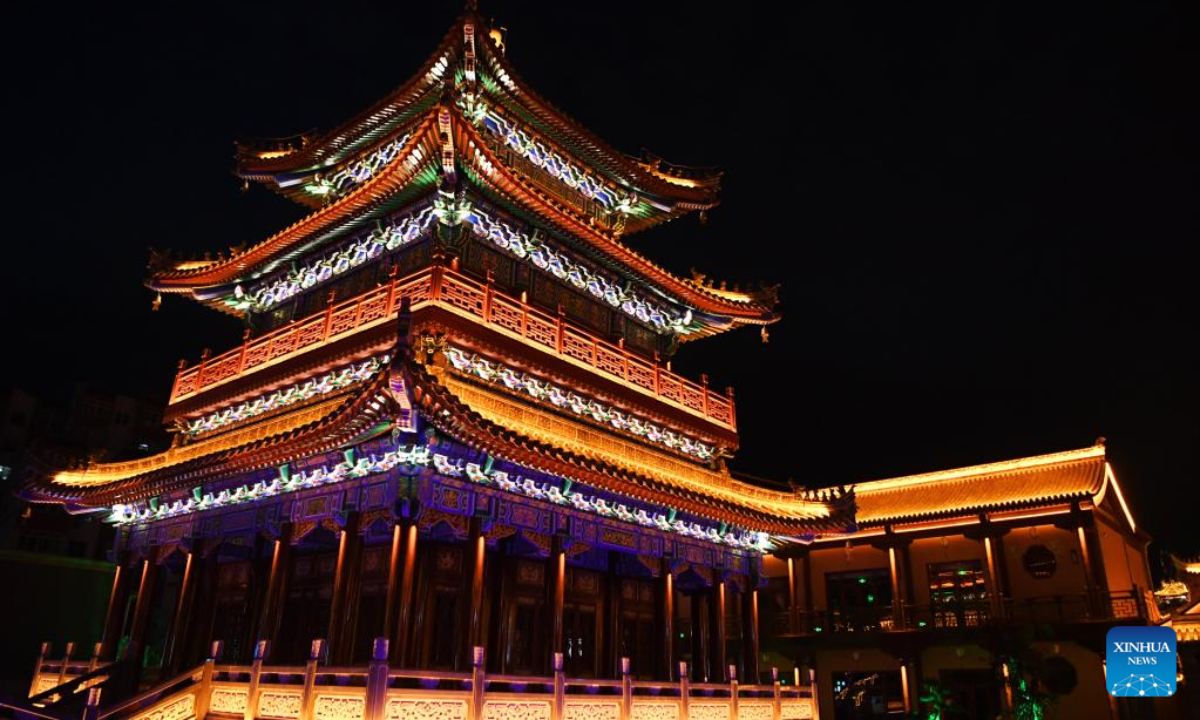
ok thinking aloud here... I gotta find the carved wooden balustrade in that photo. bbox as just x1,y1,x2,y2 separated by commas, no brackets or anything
18,639,819,720
169,266,736,429
28,642,110,698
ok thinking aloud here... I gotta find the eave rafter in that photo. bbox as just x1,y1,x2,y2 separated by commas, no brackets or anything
473,22,721,212
403,343,852,535
23,364,399,507
236,12,721,227
452,108,778,324
148,111,444,295
236,20,463,179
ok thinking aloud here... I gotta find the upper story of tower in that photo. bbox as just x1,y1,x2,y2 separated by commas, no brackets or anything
144,10,779,351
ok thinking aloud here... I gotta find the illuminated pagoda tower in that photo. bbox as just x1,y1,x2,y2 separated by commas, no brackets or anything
24,6,854,692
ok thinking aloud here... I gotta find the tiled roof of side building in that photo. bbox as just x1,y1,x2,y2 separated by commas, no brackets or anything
851,444,1111,526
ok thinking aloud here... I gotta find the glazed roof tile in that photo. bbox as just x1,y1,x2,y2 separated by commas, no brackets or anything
852,445,1108,526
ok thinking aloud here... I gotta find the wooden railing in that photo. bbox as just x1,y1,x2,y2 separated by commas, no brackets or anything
24,638,819,720
170,266,736,429
772,589,1153,636
28,643,109,699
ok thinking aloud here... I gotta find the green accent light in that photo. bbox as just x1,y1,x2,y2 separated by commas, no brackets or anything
814,626,823,633
866,594,876,603
858,577,867,584
918,621,928,627
957,569,968,576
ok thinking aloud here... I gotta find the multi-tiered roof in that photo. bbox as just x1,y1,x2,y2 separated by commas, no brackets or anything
25,9,854,545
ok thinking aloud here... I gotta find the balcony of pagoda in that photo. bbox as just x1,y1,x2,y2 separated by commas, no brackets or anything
770,589,1152,640
166,265,737,435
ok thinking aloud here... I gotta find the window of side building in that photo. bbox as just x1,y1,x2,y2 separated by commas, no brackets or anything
824,569,894,632
926,560,988,629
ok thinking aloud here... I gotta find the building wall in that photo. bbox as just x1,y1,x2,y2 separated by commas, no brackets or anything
907,535,988,606
1029,641,1112,720
813,647,903,716
1095,515,1152,592
806,545,890,610
1001,523,1090,600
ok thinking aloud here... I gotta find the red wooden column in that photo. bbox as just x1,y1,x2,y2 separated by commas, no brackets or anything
390,522,419,666
162,549,200,675
740,583,760,683
786,558,799,635
124,557,161,667
547,534,566,672
257,523,295,653
660,559,675,681
99,553,132,660
327,513,363,664
462,517,488,668
605,559,620,678
690,593,708,681
383,522,403,645
708,581,728,682
802,551,815,633
186,549,222,669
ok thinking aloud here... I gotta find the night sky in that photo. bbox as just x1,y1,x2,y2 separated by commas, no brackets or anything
3,3,1195,557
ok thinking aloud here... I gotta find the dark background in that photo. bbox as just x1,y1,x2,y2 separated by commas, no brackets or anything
2,3,1195,556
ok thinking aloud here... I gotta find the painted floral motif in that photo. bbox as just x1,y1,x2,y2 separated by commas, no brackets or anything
780,701,813,720
131,693,194,720
482,701,551,720
209,688,248,715
184,357,387,436
445,347,715,460
631,704,679,720
109,444,430,525
688,704,730,720
460,203,692,334
322,135,411,195
236,205,436,312
480,112,618,208
564,702,620,720
258,691,303,719
738,703,773,720
109,436,769,552
435,428,767,551
384,699,468,720
314,695,365,720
